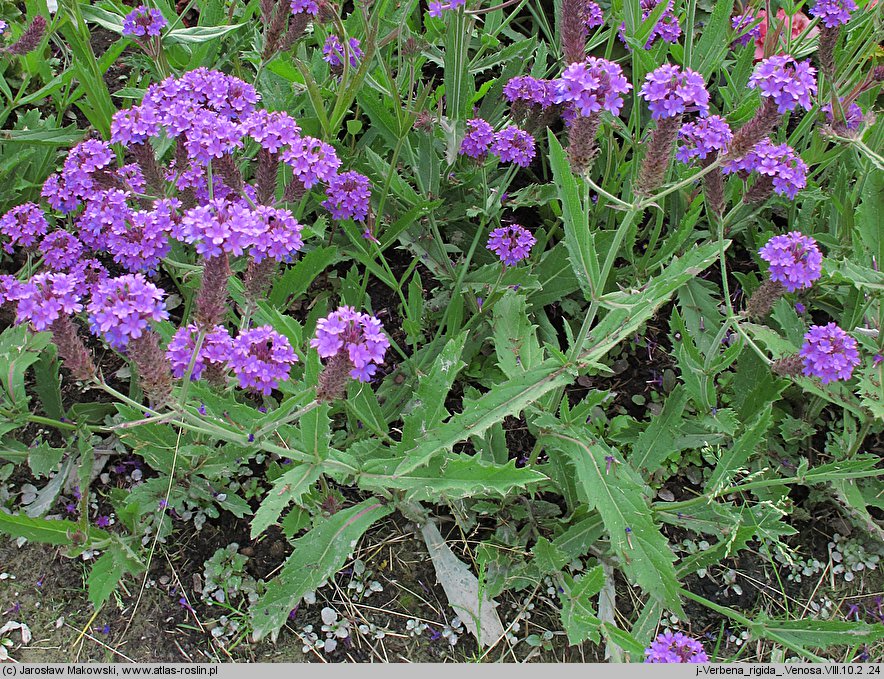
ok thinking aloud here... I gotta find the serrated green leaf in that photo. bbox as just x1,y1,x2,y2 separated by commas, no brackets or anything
690,0,735,76
0,512,109,545
493,291,542,377
753,617,884,650
87,542,143,608
269,246,339,308
251,464,322,539
630,385,688,478
705,405,773,493
560,566,604,645
533,537,569,575
33,347,63,420
0,326,51,406
250,499,391,641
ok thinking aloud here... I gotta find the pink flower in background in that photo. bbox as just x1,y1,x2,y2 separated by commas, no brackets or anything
754,9,818,61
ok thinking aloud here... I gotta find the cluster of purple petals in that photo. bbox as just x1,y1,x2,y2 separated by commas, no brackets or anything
122,6,167,38
0,20,7,35
460,119,495,159
553,57,632,117
639,64,710,120
731,12,761,46
584,1,604,29
240,110,301,154
748,56,817,114
41,139,116,214
429,0,465,18
823,100,864,131
290,0,319,15
76,189,131,251
183,111,244,164
166,324,233,380
86,274,168,350
39,231,85,271
503,76,555,109
105,202,175,274
644,631,709,663
800,323,861,384
487,224,535,266
250,206,304,263
490,126,536,167
723,139,808,199
281,136,341,188
619,0,681,48
311,306,390,382
759,232,823,292
322,171,371,222
119,163,147,193
69,259,109,297
322,35,363,68
676,116,733,163
178,199,263,258
1,203,48,253
228,326,298,394
811,0,856,27
13,272,83,332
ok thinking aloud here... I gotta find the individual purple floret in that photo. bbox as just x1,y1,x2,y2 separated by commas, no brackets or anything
38,231,85,271
290,0,319,15
122,6,167,37
311,307,390,382
228,326,298,394
759,232,823,292
618,0,681,49
178,199,262,258
584,0,604,29
748,56,817,114
639,64,710,120
87,274,168,350
240,110,301,154
487,224,536,266
676,116,733,163
281,136,341,189
811,0,856,27
1,203,49,253
723,139,808,199
503,76,555,109
800,323,861,384
429,0,465,17
731,12,761,46
491,126,536,167
14,272,83,332
166,324,233,380
553,57,632,117
322,35,363,68
322,171,371,221
250,206,304,263
644,631,709,663
460,118,494,159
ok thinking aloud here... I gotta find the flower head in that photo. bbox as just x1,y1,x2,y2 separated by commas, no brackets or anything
105,203,174,275
584,1,604,29
822,100,864,133
178,199,262,258
311,307,390,382
676,116,733,163
240,110,301,154
291,0,319,14
759,232,823,292
553,57,632,117
504,76,555,109
491,126,536,167
322,35,363,68
166,324,233,380
732,12,762,46
460,118,494,160
487,224,536,266
618,0,680,49
1,203,49,253
249,206,304,263
14,272,83,332
428,0,465,17
800,323,861,384
39,231,85,271
122,6,167,37
76,189,132,251
723,139,807,199
322,171,371,221
228,326,298,394
639,64,710,120
811,0,856,28
645,631,709,663
748,55,817,114
281,136,341,188
87,274,168,350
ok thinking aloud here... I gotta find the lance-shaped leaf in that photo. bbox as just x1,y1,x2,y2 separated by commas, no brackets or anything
250,464,322,539
540,419,684,616
0,512,110,545
493,291,542,377
752,617,884,650
560,566,604,645
629,385,689,478
705,405,773,494
250,499,391,641
87,541,144,608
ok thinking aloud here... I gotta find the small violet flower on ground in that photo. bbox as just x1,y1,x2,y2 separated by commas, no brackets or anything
228,326,298,395
122,6,167,38
800,323,861,384
487,225,536,266
758,232,823,292
645,631,709,663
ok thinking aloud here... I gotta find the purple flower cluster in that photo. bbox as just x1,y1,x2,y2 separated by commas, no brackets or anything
731,12,761,46
823,100,864,132
322,35,363,68
228,326,298,394
644,631,709,663
281,136,341,188
250,206,304,262
800,323,860,384
676,116,733,163
748,56,817,114
240,110,301,153
87,274,168,350
553,57,632,117
487,224,536,266
322,171,371,221
491,126,536,167
311,307,390,382
619,0,681,49
460,119,495,159
105,202,175,275
39,231,85,271
122,6,167,38
42,139,116,214
178,199,262,258
811,0,856,27
503,76,555,109
584,1,604,29
13,272,83,332
428,0,465,18
290,0,319,15
639,64,710,120
1,203,49,253
723,139,808,199
759,232,823,292
166,324,233,380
